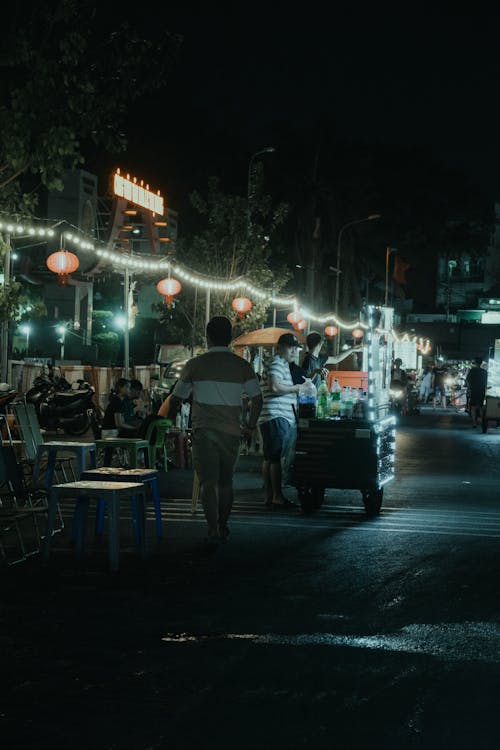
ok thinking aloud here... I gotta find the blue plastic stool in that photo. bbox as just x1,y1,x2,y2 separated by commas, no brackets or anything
79,467,162,542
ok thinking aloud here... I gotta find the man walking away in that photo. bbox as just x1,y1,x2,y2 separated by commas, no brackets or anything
166,316,262,545
465,357,488,426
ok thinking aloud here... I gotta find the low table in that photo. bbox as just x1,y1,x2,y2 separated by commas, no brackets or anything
33,441,97,487
80,467,163,540
41,480,147,571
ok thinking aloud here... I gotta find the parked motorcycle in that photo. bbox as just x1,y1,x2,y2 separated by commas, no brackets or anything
25,373,102,436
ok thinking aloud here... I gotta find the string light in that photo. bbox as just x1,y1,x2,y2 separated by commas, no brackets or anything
0,214,428,343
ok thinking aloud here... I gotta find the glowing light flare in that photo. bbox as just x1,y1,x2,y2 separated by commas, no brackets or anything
352,327,364,339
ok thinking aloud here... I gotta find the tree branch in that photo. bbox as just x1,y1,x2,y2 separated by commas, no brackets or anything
0,163,30,191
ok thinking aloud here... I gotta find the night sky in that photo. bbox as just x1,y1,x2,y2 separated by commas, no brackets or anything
88,8,500,209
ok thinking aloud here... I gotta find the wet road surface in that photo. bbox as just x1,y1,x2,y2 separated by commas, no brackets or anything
3,407,500,749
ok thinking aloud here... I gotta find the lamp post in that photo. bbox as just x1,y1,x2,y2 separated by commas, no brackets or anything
0,231,11,381
247,146,275,238
446,259,457,321
334,214,381,320
20,324,31,356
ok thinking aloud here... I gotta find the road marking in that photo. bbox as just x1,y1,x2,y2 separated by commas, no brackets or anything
57,499,500,539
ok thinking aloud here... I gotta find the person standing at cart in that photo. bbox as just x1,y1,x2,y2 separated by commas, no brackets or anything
465,357,488,426
259,332,302,509
300,331,329,389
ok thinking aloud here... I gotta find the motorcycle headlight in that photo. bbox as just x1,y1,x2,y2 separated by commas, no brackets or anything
390,389,403,398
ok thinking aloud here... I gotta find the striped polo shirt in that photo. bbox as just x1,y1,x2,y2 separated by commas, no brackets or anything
259,354,297,426
172,347,261,436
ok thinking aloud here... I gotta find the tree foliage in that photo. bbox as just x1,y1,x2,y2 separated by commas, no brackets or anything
156,174,290,345
0,0,181,322
0,0,181,212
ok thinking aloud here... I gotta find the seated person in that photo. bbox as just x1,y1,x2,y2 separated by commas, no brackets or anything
124,379,149,427
101,378,144,438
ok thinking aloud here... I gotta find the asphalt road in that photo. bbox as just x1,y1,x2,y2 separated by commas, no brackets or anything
3,407,500,749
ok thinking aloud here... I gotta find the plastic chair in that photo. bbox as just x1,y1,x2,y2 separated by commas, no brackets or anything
144,418,172,472
191,471,200,513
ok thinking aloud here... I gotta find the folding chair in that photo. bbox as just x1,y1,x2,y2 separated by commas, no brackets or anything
0,498,42,565
0,445,53,564
13,402,75,484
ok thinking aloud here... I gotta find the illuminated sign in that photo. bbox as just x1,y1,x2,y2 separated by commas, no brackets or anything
113,169,164,215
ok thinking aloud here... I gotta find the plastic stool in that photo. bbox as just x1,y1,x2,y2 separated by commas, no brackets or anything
80,467,162,541
95,438,149,468
191,471,200,514
42,480,147,571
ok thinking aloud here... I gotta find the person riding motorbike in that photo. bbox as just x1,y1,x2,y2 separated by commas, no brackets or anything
390,358,409,414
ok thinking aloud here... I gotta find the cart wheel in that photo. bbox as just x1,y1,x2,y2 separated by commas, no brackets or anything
298,486,325,515
362,489,383,517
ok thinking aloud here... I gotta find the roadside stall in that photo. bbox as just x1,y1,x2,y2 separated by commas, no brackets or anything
482,340,500,433
292,306,396,516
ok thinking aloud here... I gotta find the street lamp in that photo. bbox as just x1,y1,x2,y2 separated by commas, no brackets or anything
20,324,31,355
247,146,275,238
446,259,457,321
334,214,381,318
56,324,67,361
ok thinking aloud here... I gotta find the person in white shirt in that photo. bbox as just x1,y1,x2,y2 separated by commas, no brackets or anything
259,333,302,509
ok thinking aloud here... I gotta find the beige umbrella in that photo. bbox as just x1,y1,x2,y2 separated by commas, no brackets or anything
232,327,306,347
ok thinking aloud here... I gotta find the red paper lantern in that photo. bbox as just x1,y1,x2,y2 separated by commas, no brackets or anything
231,297,252,319
324,325,338,338
352,327,364,339
296,319,307,331
46,250,79,286
287,311,302,327
157,277,182,308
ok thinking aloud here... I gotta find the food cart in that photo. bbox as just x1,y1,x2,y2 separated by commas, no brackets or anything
292,306,396,516
482,340,500,433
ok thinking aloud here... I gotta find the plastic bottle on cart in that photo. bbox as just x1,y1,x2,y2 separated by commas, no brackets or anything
316,380,329,419
329,393,340,417
298,378,317,418
353,389,365,419
339,387,347,418
351,387,359,416
344,387,353,419
329,379,341,416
